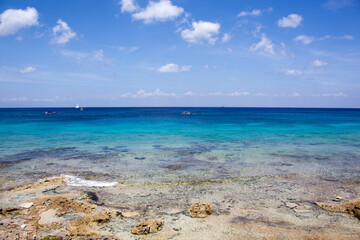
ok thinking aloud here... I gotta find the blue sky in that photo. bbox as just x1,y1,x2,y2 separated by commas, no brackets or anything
0,0,359,107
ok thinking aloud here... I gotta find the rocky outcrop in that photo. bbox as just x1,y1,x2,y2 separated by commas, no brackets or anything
315,198,360,220
131,219,164,235
187,202,212,218
0,193,121,239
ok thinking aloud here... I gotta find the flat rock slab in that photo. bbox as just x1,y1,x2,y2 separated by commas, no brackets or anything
18,202,34,209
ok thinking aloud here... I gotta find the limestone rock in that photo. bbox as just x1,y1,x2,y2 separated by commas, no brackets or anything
333,196,344,202
131,219,164,235
121,211,140,218
285,202,298,209
188,202,212,218
19,202,34,209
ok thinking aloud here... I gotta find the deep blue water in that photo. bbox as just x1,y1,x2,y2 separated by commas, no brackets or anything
0,107,359,183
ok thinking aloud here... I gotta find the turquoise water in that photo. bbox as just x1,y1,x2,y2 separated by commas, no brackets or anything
0,107,360,183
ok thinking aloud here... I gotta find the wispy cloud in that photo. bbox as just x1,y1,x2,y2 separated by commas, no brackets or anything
157,63,191,73
249,34,274,54
120,89,178,98
59,49,109,65
208,91,251,97
323,0,357,10
222,33,231,43
1,96,73,102
311,60,328,67
313,92,347,97
51,19,76,44
237,9,261,17
117,46,139,53
294,35,315,45
294,34,354,45
237,7,273,17
284,70,302,75
19,66,37,74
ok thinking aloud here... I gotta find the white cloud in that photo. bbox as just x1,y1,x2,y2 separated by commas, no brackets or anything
1,96,29,102
314,92,347,97
1,96,72,102
132,0,184,24
222,33,231,43
121,89,178,98
184,91,195,96
249,35,274,54
0,7,38,36
284,70,302,76
237,9,261,17
157,63,191,73
227,91,251,96
323,0,356,10
251,26,262,37
60,50,87,63
294,34,353,45
292,92,300,97
118,46,139,53
181,21,221,45
209,91,251,97
335,35,354,40
60,49,108,64
277,14,303,28
93,49,104,61
284,70,302,75
204,65,217,69
311,60,328,67
52,19,76,44
119,0,139,13
19,66,37,74
294,35,314,45
237,7,273,17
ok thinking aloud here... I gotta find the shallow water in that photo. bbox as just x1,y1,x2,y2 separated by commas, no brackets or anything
0,107,359,184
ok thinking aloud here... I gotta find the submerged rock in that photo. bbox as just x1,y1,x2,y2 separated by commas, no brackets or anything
131,219,164,235
188,202,212,218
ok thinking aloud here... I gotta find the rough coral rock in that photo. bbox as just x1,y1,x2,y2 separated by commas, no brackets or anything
188,202,212,218
131,219,164,235
315,198,360,220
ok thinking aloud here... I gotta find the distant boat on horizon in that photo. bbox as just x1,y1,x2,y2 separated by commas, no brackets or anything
181,111,191,115
75,104,80,109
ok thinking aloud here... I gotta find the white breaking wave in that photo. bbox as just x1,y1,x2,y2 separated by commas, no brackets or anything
61,174,118,187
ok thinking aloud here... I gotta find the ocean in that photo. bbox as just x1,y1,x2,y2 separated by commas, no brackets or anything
1,107,360,185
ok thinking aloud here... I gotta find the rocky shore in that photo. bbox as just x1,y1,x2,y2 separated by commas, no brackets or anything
0,173,360,239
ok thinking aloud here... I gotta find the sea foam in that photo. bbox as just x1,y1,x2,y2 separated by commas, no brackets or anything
61,174,118,187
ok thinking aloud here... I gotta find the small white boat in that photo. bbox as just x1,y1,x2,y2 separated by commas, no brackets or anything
181,111,191,115
75,104,80,109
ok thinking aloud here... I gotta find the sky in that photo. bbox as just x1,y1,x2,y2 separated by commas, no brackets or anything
0,0,359,108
